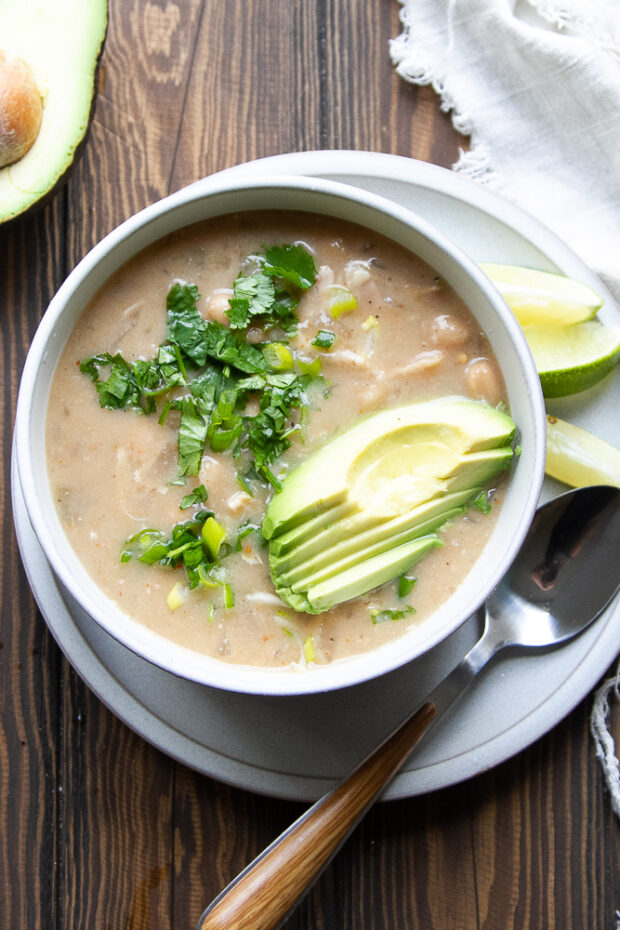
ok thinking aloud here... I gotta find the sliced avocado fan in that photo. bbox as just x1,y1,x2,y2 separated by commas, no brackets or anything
263,397,515,614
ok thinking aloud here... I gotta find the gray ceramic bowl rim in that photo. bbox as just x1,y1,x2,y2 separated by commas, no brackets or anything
15,172,546,695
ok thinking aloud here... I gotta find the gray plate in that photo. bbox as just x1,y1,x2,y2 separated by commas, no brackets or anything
13,151,620,801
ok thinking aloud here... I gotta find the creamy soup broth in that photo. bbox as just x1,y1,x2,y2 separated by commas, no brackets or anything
46,212,508,668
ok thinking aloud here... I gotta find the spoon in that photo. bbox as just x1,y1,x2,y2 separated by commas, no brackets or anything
197,485,620,930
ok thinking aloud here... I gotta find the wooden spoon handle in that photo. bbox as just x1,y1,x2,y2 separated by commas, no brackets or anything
197,701,437,930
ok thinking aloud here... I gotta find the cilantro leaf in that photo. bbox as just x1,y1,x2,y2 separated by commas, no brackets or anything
312,330,336,350
80,353,143,410
262,244,317,290
178,396,211,477
166,282,209,366
201,321,270,374
227,273,276,330
370,605,416,624
180,485,208,509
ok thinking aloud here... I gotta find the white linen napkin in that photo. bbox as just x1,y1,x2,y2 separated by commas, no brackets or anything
390,0,620,303
391,0,620,819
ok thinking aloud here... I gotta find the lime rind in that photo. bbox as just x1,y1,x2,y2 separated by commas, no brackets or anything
523,321,620,397
480,262,602,326
545,416,620,488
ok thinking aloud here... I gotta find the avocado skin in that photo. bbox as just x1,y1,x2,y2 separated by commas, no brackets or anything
0,2,108,224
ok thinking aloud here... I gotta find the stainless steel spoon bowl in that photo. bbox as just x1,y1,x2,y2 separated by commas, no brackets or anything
198,485,620,930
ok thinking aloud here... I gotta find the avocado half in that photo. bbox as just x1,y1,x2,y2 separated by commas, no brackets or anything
0,1,108,223
264,397,516,613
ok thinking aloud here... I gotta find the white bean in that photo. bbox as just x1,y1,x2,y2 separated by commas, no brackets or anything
465,359,502,405
204,289,233,324
431,314,470,347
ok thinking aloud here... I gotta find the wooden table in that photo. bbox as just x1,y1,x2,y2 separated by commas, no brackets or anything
2,1,619,927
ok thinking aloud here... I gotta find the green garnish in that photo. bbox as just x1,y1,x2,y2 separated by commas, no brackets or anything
223,583,235,609
83,243,323,610
262,243,317,290
296,356,322,378
326,285,357,319
235,522,261,550
312,330,336,350
180,485,208,509
262,342,295,371
122,509,217,579
369,605,416,624
397,575,417,598
121,507,235,612
202,516,227,559
225,243,316,333
471,490,492,514
81,244,321,484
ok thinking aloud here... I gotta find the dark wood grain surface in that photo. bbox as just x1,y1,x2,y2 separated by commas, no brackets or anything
2,1,619,927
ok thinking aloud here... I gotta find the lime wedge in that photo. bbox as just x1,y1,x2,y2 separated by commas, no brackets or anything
523,321,620,397
480,262,602,326
545,416,620,488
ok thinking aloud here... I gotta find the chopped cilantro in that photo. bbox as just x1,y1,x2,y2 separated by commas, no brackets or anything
80,353,144,411
225,244,316,332
369,605,416,624
82,246,320,482
312,330,336,350
180,485,208,509
121,507,236,601
83,243,322,605
262,243,317,290
471,490,492,514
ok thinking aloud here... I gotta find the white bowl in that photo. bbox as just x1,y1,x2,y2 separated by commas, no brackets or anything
14,173,546,695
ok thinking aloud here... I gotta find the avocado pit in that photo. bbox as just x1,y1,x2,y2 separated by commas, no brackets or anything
0,51,43,169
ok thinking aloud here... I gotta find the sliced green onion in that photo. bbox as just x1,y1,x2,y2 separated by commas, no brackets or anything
326,285,357,319
262,342,294,372
398,575,417,598
303,636,315,663
361,315,379,331
167,582,187,610
223,583,235,609
297,356,322,378
202,516,227,558
196,564,221,589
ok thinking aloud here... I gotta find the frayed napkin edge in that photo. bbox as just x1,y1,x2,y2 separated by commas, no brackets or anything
391,0,620,821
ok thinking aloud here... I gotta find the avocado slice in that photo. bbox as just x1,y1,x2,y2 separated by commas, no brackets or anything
262,397,514,539
284,506,465,591
270,488,477,579
282,535,443,614
0,1,108,223
264,398,515,613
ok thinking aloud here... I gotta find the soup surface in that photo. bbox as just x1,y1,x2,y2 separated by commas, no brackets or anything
46,211,508,669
